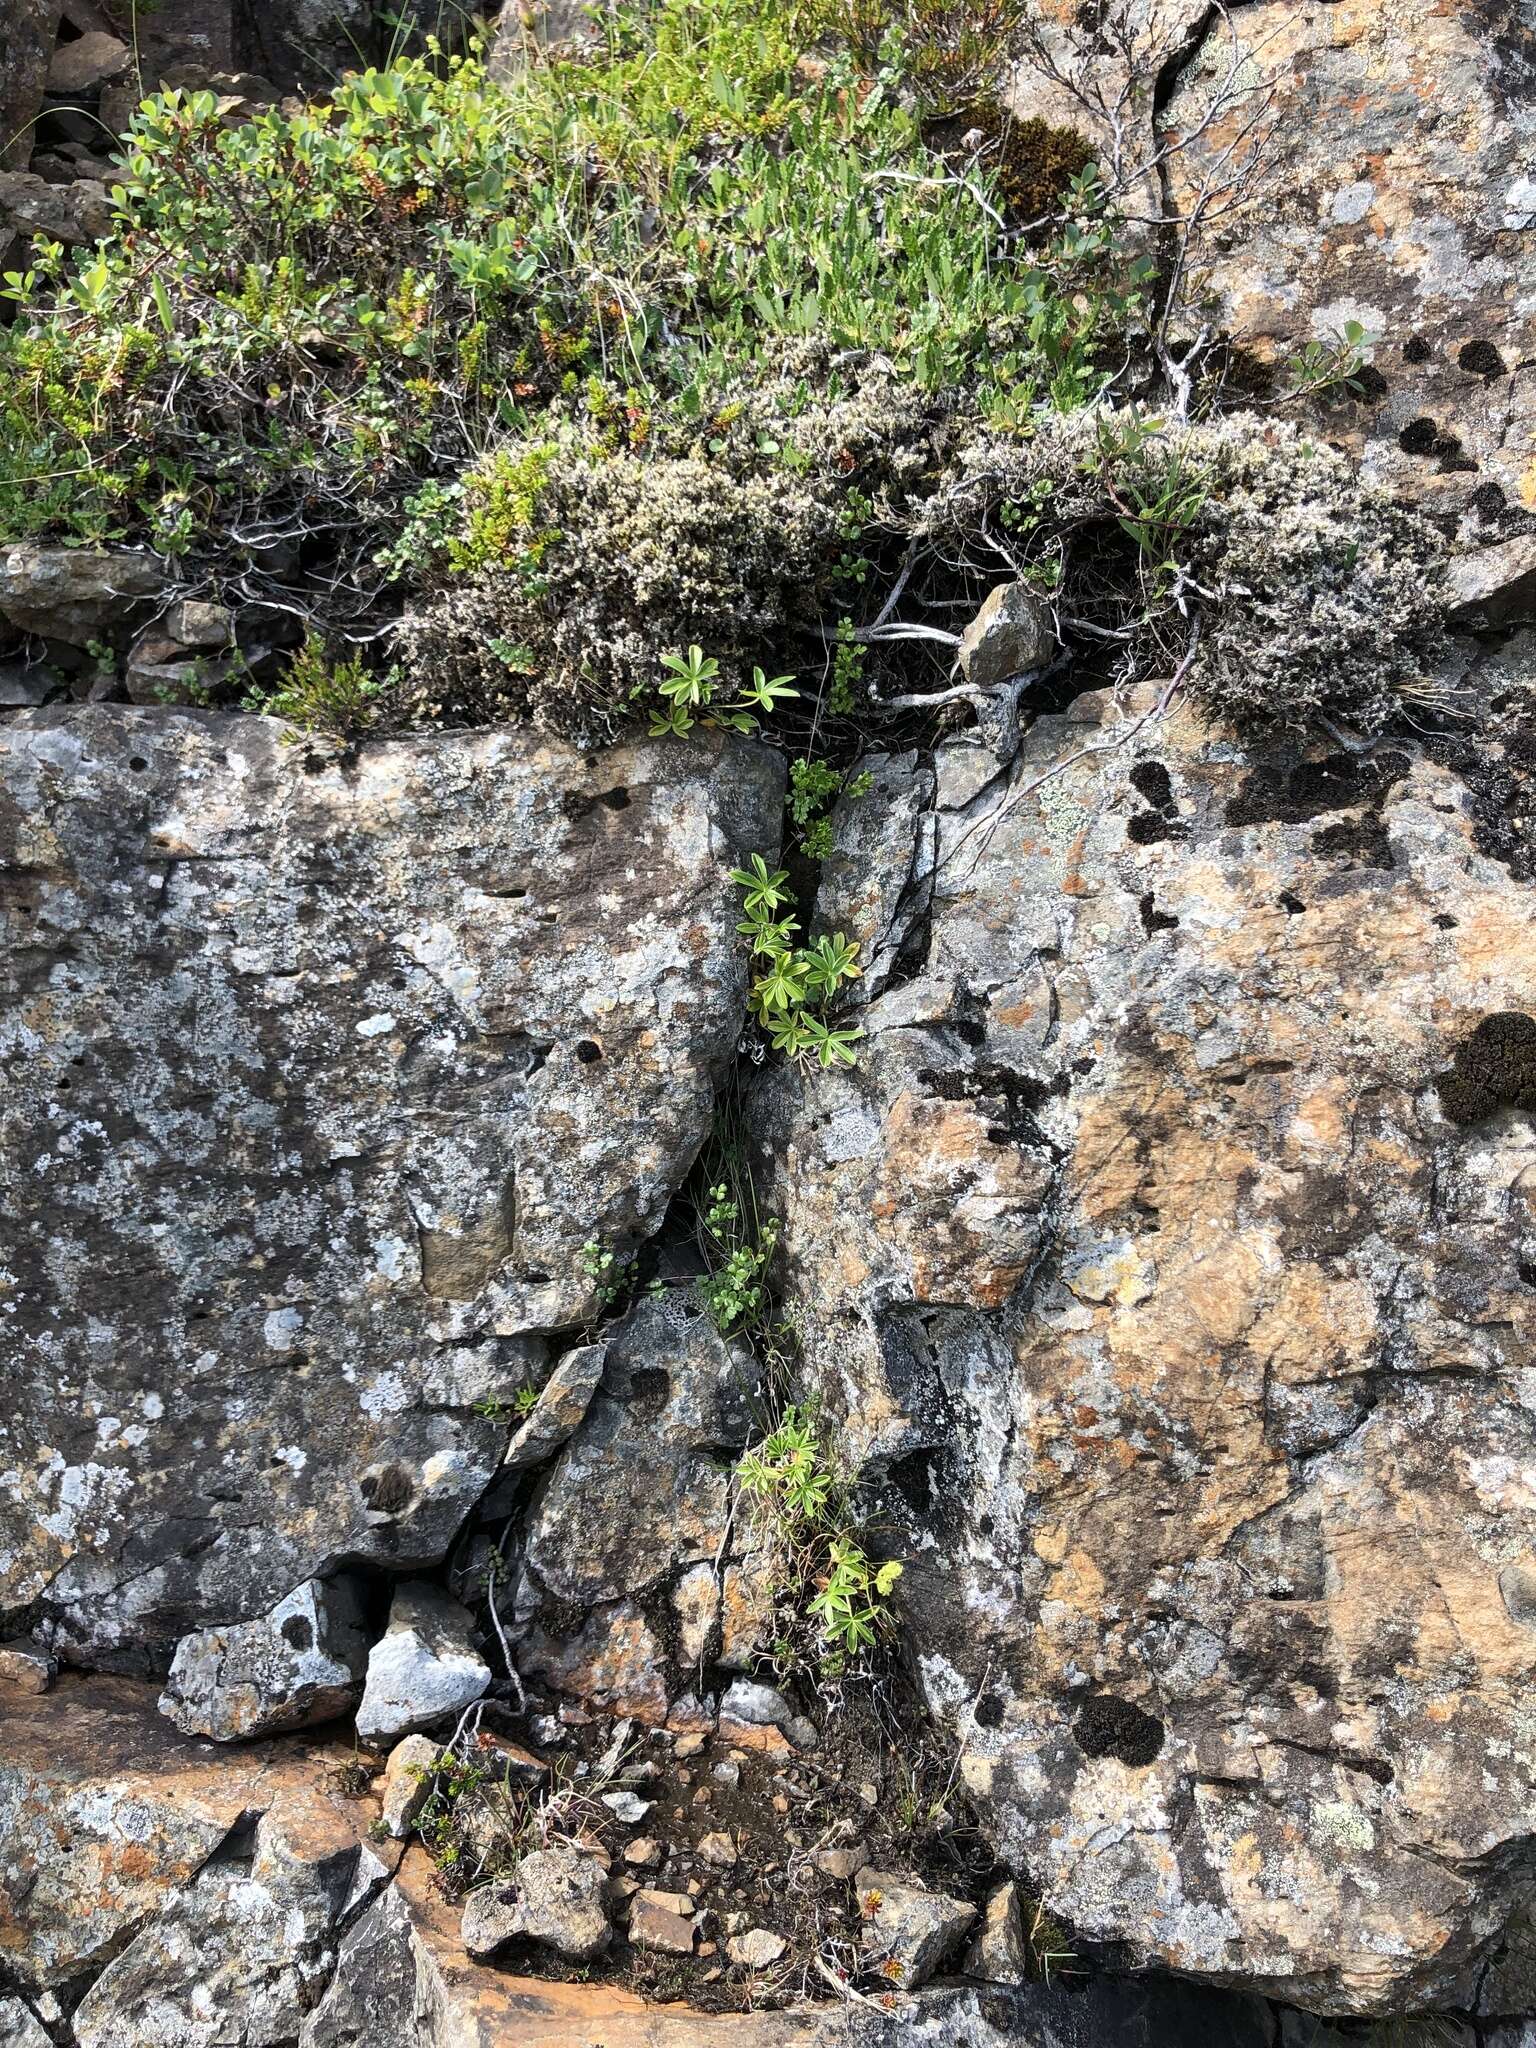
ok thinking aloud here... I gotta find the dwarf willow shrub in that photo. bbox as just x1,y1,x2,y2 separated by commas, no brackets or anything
0,0,1139,702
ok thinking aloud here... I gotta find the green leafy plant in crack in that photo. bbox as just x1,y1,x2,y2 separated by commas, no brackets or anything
644,644,799,738
736,1403,901,1675
731,855,865,1068
787,757,872,861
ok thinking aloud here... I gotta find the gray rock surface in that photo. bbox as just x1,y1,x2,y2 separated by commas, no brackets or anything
812,751,936,1001
159,1576,370,1740
460,1846,611,1962
0,2003,49,2048
517,1297,763,1614
355,1582,489,1745
0,544,161,637
0,170,112,244
0,710,779,1666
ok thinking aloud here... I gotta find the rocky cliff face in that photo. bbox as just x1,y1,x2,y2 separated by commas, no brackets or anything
755,679,1536,2014
4,2,1536,2046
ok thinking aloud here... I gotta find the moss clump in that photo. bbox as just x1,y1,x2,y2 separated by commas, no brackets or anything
907,410,1451,738
972,107,1097,221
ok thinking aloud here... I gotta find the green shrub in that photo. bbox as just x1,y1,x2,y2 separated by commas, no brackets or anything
0,2,1134,714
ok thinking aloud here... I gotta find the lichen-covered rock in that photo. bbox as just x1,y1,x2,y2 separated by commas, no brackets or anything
159,1576,371,1740
0,1673,371,1999
0,1639,53,1693
517,1297,764,1614
71,1803,383,2048
0,1668,1280,2048
461,1847,612,1963
355,1582,489,1745
1164,0,1536,524
755,686,1536,2013
0,544,161,638
0,710,780,1666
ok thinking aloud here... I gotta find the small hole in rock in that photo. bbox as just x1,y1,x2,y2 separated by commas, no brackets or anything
129,756,149,772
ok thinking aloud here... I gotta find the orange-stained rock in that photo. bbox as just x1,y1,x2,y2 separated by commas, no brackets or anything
1164,0,1536,527
753,686,1536,2015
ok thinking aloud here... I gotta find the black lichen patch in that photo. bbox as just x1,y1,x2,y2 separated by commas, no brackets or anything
1471,481,1507,521
1435,1013,1536,1125
1279,891,1307,915
1138,890,1178,935
1402,334,1435,365
1459,338,1506,378
1072,1694,1164,1767
1429,679,1536,883
920,1063,1058,1151
1398,416,1438,455
1129,760,1175,812
280,1614,315,1651
1225,750,1410,829
1127,810,1184,845
1310,812,1394,869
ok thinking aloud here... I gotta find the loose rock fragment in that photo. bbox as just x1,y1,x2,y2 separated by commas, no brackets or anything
160,1577,370,1741
628,1894,697,1955
727,1928,787,1968
379,1734,441,1839
966,1880,1029,1987
956,580,1056,689
0,1640,54,1694
855,1867,976,1990
356,1583,489,1745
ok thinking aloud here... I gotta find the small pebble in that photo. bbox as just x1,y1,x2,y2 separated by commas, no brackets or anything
601,1790,653,1825
674,1733,708,1759
698,1830,736,1867
624,1837,661,1868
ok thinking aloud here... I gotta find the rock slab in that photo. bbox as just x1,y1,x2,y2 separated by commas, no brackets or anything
0,709,780,1666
